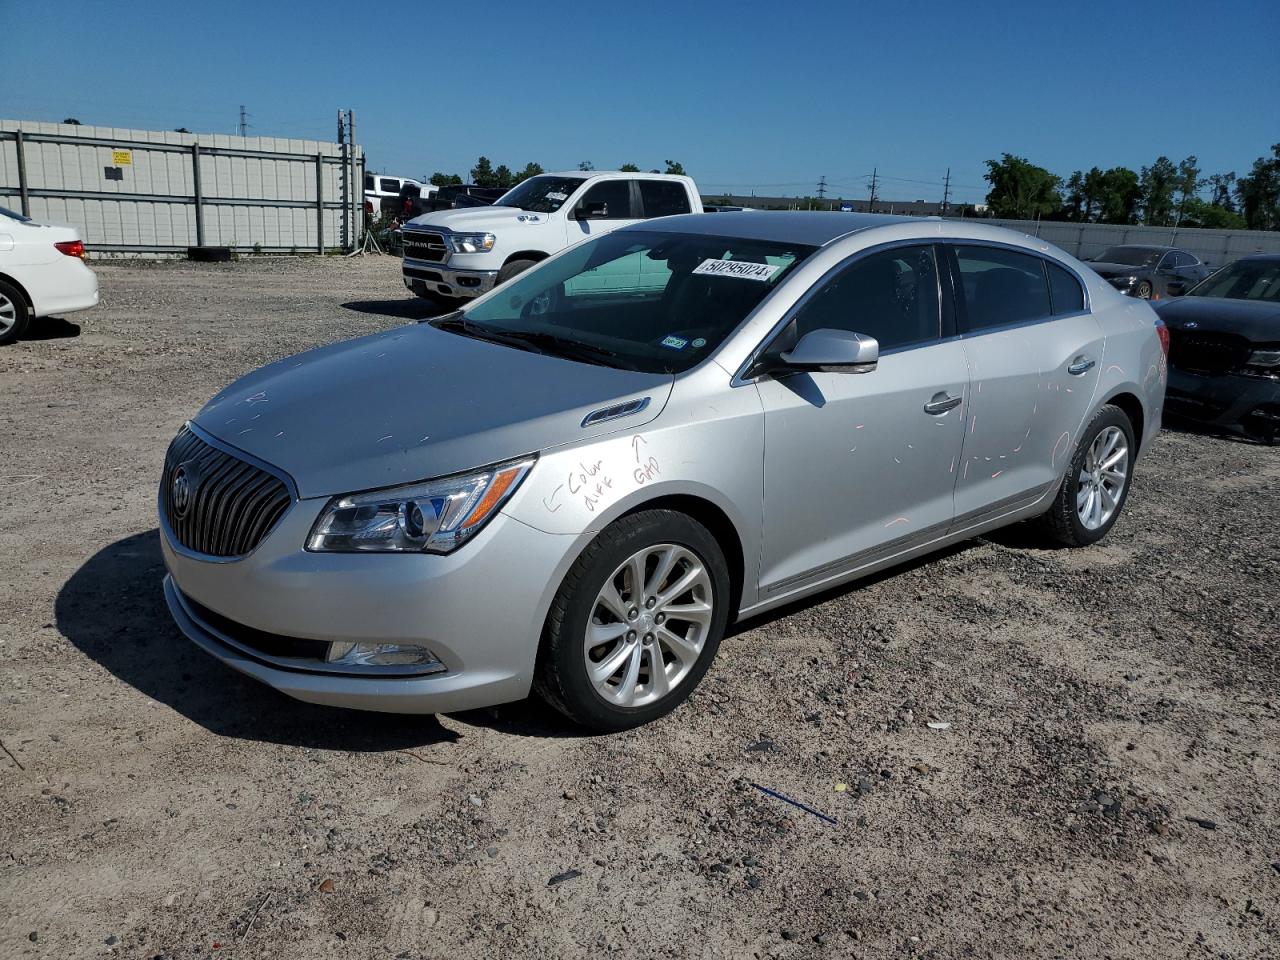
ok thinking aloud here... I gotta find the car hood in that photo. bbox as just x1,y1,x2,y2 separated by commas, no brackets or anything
192,323,673,499
1087,261,1150,278
1154,296,1280,342
405,205,547,233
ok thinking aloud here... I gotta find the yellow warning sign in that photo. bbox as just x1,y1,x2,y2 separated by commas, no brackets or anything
112,150,133,166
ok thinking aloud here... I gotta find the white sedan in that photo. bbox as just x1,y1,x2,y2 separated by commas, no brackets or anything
0,206,99,345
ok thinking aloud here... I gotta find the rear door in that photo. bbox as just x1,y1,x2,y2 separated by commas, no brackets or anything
947,244,1103,523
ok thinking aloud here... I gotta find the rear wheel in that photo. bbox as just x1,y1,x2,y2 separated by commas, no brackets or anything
0,279,31,346
1038,404,1135,547
535,510,731,732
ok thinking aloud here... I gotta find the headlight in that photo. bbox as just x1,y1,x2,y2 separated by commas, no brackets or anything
307,456,535,554
1246,348,1280,368
448,232,496,254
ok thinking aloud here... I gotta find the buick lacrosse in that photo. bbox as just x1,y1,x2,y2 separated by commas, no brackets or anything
160,213,1166,731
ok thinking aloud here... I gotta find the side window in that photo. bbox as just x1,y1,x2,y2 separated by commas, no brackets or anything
794,245,941,351
379,178,400,193
578,180,633,219
1046,261,1085,315
639,180,692,218
953,246,1052,332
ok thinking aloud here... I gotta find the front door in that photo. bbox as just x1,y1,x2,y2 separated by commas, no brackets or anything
756,244,970,596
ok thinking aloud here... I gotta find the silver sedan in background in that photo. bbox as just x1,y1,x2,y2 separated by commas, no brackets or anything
159,213,1167,731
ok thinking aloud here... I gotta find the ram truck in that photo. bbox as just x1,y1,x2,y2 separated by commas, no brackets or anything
400,171,703,305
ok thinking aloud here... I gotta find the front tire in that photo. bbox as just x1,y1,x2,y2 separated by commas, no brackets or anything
1039,404,1135,547
0,279,31,346
535,510,731,732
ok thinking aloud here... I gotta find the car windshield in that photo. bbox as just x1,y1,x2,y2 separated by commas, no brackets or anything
1188,259,1280,302
446,229,817,374
1096,246,1163,266
1,205,32,223
494,175,587,213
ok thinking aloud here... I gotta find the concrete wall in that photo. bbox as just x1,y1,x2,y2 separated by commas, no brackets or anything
982,217,1280,267
0,120,364,254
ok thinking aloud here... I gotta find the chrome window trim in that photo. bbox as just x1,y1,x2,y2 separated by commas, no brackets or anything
731,238,950,387
158,420,299,565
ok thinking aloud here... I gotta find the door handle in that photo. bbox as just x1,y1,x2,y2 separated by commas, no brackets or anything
1067,356,1096,376
923,392,963,415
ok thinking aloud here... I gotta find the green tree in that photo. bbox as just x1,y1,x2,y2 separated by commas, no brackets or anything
515,162,544,183
1173,155,1202,225
664,160,687,176
619,163,640,172
1236,144,1280,231
1095,167,1142,224
1139,156,1178,226
983,154,1062,219
470,156,497,187
493,164,515,188
1178,197,1247,229
1207,172,1237,211
429,172,462,187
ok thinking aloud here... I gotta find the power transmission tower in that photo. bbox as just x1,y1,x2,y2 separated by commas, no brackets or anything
237,105,250,137
868,168,879,213
941,168,951,215
816,176,827,200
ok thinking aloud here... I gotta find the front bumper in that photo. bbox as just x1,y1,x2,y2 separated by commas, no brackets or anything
402,257,499,300
160,500,574,714
1165,366,1280,439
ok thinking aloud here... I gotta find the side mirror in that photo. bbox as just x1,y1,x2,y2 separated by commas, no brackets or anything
779,329,879,373
576,200,608,220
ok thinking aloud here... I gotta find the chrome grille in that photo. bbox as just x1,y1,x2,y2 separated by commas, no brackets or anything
402,230,449,263
161,425,292,558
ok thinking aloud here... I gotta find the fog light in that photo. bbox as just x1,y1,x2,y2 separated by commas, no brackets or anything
325,641,444,670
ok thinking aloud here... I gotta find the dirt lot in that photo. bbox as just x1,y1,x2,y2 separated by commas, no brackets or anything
2,257,1278,960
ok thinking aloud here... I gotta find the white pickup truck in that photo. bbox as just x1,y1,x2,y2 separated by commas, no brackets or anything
400,171,702,305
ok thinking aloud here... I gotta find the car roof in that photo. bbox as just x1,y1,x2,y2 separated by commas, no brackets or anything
619,211,915,246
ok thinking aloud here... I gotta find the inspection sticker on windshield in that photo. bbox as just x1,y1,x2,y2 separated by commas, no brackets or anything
692,259,779,281
661,335,688,350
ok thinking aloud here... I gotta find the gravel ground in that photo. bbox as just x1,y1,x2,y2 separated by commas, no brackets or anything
2,257,1278,960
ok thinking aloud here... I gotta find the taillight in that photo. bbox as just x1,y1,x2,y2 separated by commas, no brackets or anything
1155,318,1170,356
55,240,85,259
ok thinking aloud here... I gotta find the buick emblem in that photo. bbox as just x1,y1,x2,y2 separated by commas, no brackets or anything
171,465,193,518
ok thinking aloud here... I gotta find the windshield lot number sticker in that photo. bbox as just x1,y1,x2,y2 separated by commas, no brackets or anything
692,259,779,281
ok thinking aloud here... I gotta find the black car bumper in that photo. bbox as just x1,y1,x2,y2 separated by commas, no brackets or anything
1165,367,1280,441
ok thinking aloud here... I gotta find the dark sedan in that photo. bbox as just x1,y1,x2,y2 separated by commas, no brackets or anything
1084,245,1212,300
1153,254,1280,444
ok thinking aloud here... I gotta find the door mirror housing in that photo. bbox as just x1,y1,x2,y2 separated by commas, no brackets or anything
576,200,608,220
779,328,879,373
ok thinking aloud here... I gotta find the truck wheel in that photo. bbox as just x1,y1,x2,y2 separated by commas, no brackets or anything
498,258,539,285
0,279,31,346
534,510,731,732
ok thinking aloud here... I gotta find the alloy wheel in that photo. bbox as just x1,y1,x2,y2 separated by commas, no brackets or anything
584,543,715,708
0,292,16,335
1076,425,1129,530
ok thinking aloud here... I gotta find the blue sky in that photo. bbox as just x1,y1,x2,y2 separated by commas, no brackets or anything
3,0,1277,204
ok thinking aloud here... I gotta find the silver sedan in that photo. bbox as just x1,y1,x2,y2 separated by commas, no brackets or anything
159,213,1167,731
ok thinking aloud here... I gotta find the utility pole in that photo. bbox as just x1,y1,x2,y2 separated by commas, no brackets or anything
816,175,827,200
941,168,952,215
868,168,879,213
237,105,249,137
